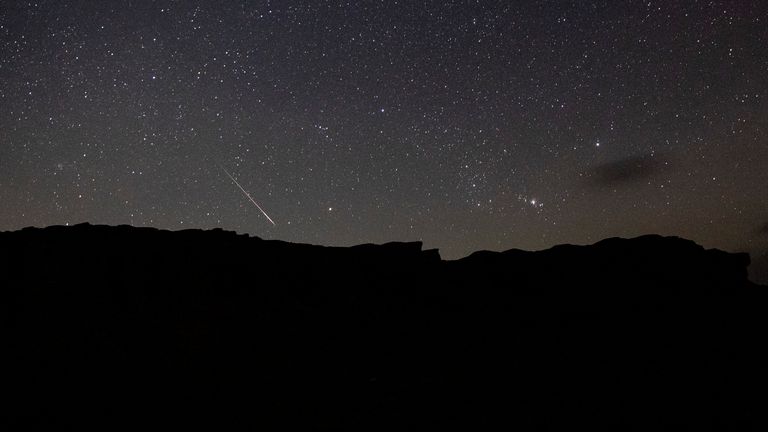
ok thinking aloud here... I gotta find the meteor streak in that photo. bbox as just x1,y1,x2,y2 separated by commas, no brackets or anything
222,166,276,226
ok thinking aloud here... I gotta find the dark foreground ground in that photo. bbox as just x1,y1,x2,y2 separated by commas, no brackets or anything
1,224,766,430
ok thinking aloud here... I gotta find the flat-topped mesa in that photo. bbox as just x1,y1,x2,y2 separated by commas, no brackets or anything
0,224,757,294
1,224,765,429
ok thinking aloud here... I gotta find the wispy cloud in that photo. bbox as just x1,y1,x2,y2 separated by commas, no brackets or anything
585,153,671,187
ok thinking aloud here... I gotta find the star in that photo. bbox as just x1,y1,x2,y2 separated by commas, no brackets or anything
0,0,764,276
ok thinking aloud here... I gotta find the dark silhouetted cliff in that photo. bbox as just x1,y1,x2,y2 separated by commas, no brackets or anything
1,224,765,429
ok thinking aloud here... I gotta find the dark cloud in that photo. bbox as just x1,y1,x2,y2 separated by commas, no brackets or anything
586,153,671,187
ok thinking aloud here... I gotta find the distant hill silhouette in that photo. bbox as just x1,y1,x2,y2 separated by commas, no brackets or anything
1,223,765,429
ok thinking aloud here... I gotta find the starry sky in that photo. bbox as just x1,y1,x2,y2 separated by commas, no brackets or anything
2,1,767,279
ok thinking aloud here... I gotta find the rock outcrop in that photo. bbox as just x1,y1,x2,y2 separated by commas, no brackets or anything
1,224,764,429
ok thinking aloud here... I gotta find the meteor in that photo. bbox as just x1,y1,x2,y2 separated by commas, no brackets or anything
221,166,276,226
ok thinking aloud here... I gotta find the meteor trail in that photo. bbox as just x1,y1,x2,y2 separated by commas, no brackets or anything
221,166,276,226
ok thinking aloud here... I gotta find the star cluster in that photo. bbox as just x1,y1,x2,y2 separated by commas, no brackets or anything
1,1,767,276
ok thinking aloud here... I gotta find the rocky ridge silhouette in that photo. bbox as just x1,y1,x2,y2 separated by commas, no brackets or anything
1,223,765,429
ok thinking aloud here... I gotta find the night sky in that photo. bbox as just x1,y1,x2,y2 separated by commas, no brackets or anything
2,1,767,278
